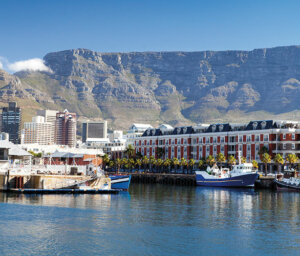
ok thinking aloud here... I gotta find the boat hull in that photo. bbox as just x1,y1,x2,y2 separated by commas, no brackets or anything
196,172,259,187
275,180,300,191
109,175,131,190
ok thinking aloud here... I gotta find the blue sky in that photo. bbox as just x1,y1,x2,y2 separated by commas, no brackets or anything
0,0,300,65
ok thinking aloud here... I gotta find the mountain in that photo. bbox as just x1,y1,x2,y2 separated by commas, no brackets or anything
3,45,300,130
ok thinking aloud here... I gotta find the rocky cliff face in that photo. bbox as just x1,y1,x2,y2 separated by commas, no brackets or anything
3,46,300,129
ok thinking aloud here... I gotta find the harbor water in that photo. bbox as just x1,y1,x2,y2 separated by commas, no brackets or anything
0,184,299,256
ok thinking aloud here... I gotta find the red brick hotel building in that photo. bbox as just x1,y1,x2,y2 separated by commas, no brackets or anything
134,120,300,169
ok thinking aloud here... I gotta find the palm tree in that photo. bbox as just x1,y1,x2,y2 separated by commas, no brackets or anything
156,159,163,172
163,159,171,173
228,155,236,170
260,153,271,176
285,154,299,176
241,157,247,164
252,160,258,169
180,157,187,173
198,160,204,170
121,158,128,172
124,144,135,159
172,157,179,173
128,158,135,172
188,159,196,174
274,154,284,174
109,160,114,169
115,158,122,174
216,153,226,169
135,159,142,172
142,156,149,172
206,155,215,167
102,154,110,170
258,146,269,156
149,156,156,172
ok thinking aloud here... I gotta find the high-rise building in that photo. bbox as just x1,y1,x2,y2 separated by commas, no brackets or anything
37,109,58,130
2,102,22,144
55,110,77,147
82,121,107,143
23,116,54,145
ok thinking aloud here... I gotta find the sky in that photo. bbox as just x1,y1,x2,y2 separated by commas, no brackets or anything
1,0,300,72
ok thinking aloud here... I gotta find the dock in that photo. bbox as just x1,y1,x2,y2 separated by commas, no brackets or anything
8,188,120,194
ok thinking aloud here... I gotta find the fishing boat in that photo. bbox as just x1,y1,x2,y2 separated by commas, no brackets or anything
195,162,259,188
274,177,300,191
109,174,131,190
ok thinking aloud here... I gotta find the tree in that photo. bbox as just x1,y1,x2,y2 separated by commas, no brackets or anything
135,159,142,171
102,154,110,170
142,156,149,171
115,158,122,174
285,154,298,175
274,154,284,173
188,159,196,173
157,147,165,159
260,153,271,176
121,158,128,171
180,158,187,173
228,155,236,169
128,158,135,172
108,160,114,168
124,144,135,159
241,157,247,164
172,158,179,173
252,160,258,169
216,153,226,169
149,156,156,172
155,159,163,172
198,160,204,170
163,159,171,173
206,155,215,167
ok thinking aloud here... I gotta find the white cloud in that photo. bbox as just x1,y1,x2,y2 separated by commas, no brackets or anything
7,58,51,72
0,61,3,69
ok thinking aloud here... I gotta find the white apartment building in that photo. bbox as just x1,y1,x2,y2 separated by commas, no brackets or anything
23,116,54,145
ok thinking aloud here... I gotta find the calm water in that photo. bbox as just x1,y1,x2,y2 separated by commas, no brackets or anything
0,184,299,256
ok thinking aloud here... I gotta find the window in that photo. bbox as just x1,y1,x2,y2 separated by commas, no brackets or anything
292,134,295,140
239,144,242,151
255,144,259,151
264,134,268,142
221,145,224,152
213,137,217,143
213,145,217,152
292,144,295,149
239,136,243,142
255,135,259,142
283,134,286,139
221,137,225,143
184,147,187,152
283,144,286,149
206,146,210,153
199,138,203,143
199,146,202,152
247,135,251,142
247,144,251,151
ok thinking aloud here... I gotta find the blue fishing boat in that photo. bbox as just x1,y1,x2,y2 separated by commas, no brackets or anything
195,163,259,187
109,175,131,190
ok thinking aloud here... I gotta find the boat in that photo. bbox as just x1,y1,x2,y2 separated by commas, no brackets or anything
195,162,259,187
109,174,131,190
274,177,300,191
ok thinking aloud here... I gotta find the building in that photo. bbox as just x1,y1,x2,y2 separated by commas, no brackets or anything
23,116,54,145
82,121,107,143
1,102,22,144
37,109,58,129
134,120,300,172
125,123,153,145
55,110,77,148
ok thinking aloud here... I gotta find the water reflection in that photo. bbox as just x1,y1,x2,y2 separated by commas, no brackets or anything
0,185,299,256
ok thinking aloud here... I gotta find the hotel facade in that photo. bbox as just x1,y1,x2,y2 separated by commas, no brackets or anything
134,120,300,170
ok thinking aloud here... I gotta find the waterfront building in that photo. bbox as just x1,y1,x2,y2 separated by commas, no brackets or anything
23,116,54,145
125,123,153,145
1,102,22,144
55,110,77,148
82,121,107,143
134,120,300,172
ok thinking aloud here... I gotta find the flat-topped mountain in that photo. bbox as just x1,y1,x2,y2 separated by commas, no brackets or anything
2,45,300,129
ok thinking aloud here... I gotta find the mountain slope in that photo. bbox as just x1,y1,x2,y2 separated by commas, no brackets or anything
3,45,300,129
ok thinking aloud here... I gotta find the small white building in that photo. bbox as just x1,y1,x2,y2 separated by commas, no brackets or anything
125,123,153,145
